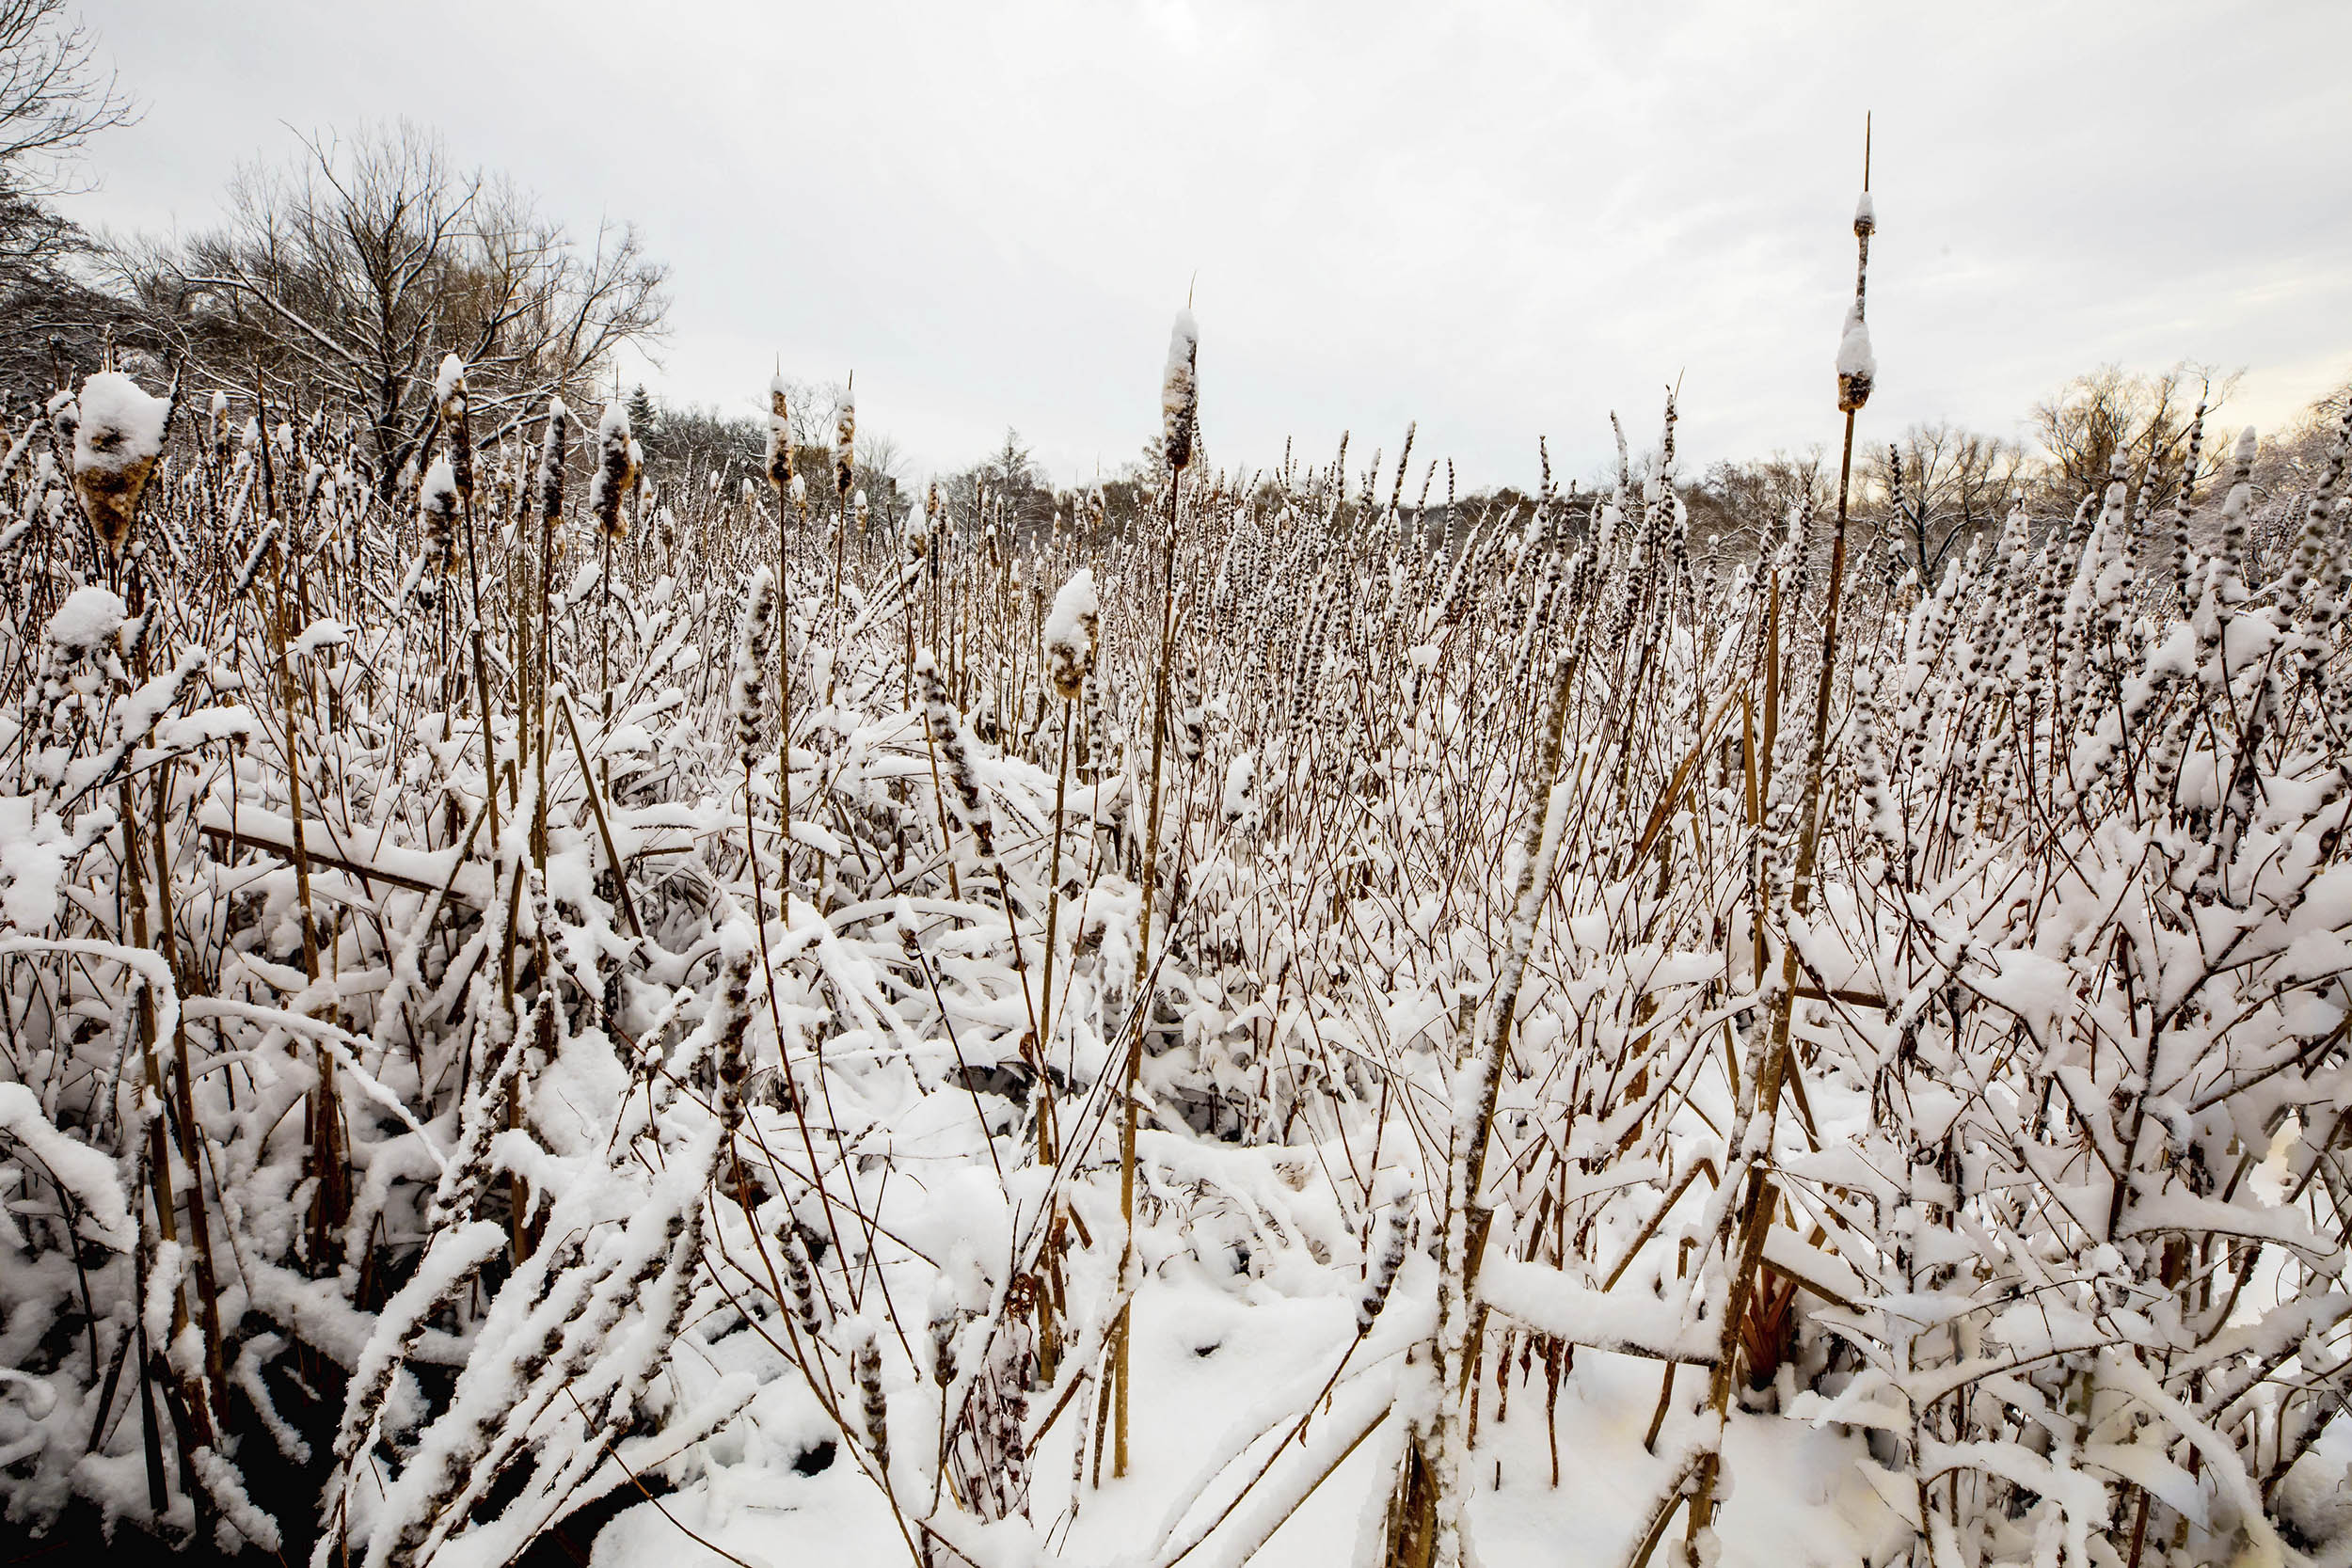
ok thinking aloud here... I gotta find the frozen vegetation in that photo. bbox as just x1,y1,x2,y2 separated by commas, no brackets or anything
2,183,2352,1568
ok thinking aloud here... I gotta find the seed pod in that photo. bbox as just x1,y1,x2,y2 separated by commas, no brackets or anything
729,567,778,766
1162,309,1199,473
419,457,458,584
536,398,567,525
1045,568,1098,700
765,376,793,494
435,359,469,519
782,1227,823,1340
589,400,638,540
71,372,168,558
834,389,856,503
856,1330,889,1474
1359,1175,1410,1335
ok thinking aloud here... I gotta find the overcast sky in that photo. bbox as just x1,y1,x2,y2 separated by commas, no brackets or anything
60,0,2352,490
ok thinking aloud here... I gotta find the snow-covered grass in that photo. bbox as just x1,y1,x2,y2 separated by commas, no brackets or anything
2,249,2351,1568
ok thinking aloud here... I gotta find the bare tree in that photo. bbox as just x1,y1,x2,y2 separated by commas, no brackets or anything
119,121,668,496
0,0,134,189
1871,420,2025,581
1683,448,1826,561
2028,362,2235,518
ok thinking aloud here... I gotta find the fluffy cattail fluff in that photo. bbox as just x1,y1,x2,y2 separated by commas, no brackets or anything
764,375,793,493
71,372,169,557
730,566,778,768
1044,568,1099,699
589,400,638,540
855,1329,889,1475
834,388,856,503
1359,1172,1411,1334
1163,309,1199,473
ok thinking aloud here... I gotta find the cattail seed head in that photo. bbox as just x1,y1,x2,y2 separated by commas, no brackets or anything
1045,567,1099,699
765,375,794,493
536,398,567,524
730,565,778,768
855,1329,889,1474
589,400,638,540
834,389,856,502
71,372,168,558
1163,309,1199,473
419,457,458,581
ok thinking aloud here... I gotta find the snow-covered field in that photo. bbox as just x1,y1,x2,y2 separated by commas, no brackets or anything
5,258,2352,1568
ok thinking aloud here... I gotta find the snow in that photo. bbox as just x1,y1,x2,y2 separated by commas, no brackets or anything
0,1082,135,1250
1044,567,1098,698
435,353,468,407
1835,301,1874,382
72,372,168,478
43,585,124,650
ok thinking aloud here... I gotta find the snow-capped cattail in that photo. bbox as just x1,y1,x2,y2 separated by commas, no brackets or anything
730,566,778,768
1045,567,1099,699
46,388,76,444
71,372,169,557
782,1227,823,1340
919,653,1000,861
1836,306,1875,416
764,376,793,494
1836,188,1876,414
1359,1174,1410,1335
834,388,855,503
588,400,638,540
2172,404,2206,615
418,457,458,585
208,389,230,464
855,1329,889,1475
1163,309,1199,474
930,1293,959,1388
535,398,567,525
710,942,755,1135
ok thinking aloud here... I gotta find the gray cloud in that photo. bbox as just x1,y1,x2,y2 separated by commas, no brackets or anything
64,0,2352,488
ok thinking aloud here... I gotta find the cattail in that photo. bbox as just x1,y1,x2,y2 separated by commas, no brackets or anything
930,1294,960,1388
834,388,856,503
418,457,458,584
1045,568,1099,699
208,389,230,464
589,400,638,540
1836,191,1876,412
1163,309,1199,474
920,653,999,861
730,565,778,768
765,375,793,493
855,1329,889,1475
782,1226,822,1340
1359,1174,1410,1334
536,398,567,525
71,372,169,556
